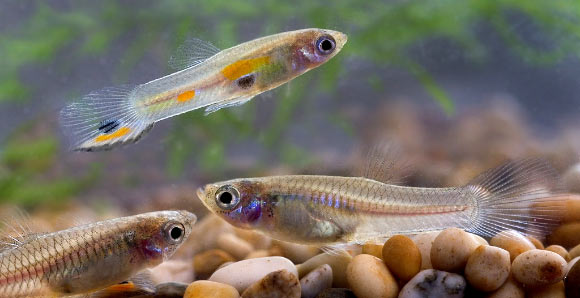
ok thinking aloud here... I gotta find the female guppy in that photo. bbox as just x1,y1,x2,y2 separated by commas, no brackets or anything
0,210,195,297
197,160,562,245
60,28,347,151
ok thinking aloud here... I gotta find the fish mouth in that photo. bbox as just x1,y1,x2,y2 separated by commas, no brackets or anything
196,187,206,201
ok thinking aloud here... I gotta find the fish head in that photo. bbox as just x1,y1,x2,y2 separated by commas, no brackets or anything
290,28,348,70
197,179,265,229
136,210,196,264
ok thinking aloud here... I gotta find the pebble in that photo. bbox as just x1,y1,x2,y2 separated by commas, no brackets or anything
567,256,580,275
362,242,383,259
464,245,510,292
245,250,271,259
315,288,356,298
297,253,352,288
346,254,398,298
526,236,545,249
240,269,300,298
149,259,194,284
430,227,478,272
548,221,580,249
217,233,254,260
570,243,580,259
276,241,321,264
412,231,439,270
545,245,571,262
471,234,488,246
487,276,524,298
155,282,188,298
527,281,565,298
235,228,272,250
398,269,466,298
184,280,240,298
189,215,234,254
566,256,580,298
382,234,421,281
194,249,236,279
209,256,297,293
511,249,567,286
300,264,333,298
489,230,535,262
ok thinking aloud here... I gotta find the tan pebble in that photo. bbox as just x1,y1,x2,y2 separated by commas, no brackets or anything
413,231,439,270
217,233,254,260
471,234,488,246
382,235,421,281
362,242,383,259
275,240,320,264
487,276,524,298
209,257,297,293
241,269,300,298
545,245,570,262
399,269,465,297
570,243,580,259
235,228,272,249
430,227,478,272
217,261,234,270
149,259,194,284
194,249,236,279
184,280,239,298
299,264,332,298
527,281,565,298
346,254,398,298
490,230,535,262
464,245,510,291
512,249,567,286
561,195,580,222
548,222,580,249
189,215,234,254
296,253,351,288
527,236,545,249
245,250,271,259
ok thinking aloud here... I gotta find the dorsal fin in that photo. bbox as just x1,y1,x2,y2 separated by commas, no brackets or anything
168,38,221,70
0,208,46,252
355,142,411,185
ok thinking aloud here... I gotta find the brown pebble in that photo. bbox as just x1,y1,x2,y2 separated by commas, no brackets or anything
527,236,545,249
489,230,535,262
570,243,580,259
527,281,565,298
548,221,580,249
245,250,271,260
217,233,254,260
184,280,240,298
487,276,524,298
156,282,188,297
241,269,300,298
315,288,356,298
297,253,351,288
346,254,398,298
566,256,580,298
194,249,236,279
464,245,510,292
511,249,567,287
545,245,571,262
382,235,421,281
362,242,383,259
430,228,478,272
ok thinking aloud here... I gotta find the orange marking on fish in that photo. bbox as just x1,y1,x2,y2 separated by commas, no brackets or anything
221,56,270,80
95,127,130,142
177,90,195,102
103,282,136,292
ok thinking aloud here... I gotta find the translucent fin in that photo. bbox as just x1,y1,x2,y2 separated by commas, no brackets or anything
466,159,565,239
169,38,221,70
60,85,154,151
204,95,254,115
85,270,155,297
321,244,360,256
356,141,411,185
0,208,45,252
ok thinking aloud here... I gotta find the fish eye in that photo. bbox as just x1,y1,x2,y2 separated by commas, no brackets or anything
215,185,241,210
164,222,185,243
316,35,336,55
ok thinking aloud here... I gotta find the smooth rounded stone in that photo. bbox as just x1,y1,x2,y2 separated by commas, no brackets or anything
570,243,580,259
235,228,272,250
430,228,478,272
346,254,398,298
413,231,439,270
464,245,510,292
245,250,271,259
315,288,356,298
362,242,383,259
300,264,333,298
149,259,194,284
566,256,580,298
527,236,545,249
155,282,188,298
399,269,466,298
297,253,352,288
567,256,580,276
545,245,571,262
240,269,300,298
217,233,254,260
532,194,580,223
487,277,524,298
382,234,421,281
489,230,535,262
189,214,234,254
471,234,488,246
184,280,240,298
548,222,580,249
194,249,236,279
209,256,297,293
527,281,565,298
511,249,567,286
276,240,320,264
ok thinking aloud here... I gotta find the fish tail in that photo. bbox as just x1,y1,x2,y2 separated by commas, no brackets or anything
465,159,564,239
60,85,154,151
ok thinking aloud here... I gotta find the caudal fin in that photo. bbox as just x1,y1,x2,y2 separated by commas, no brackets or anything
60,85,154,151
466,159,564,239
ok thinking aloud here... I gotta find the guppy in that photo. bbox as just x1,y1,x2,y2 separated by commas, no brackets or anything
60,28,347,151
0,210,195,297
197,160,562,245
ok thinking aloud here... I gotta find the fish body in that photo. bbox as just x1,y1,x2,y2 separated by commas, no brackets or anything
60,28,347,151
0,210,196,297
197,160,561,245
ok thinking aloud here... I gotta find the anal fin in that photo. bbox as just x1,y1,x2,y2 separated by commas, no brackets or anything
204,95,255,115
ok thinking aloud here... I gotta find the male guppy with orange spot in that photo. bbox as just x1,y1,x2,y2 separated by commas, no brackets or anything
0,210,195,297
60,28,347,151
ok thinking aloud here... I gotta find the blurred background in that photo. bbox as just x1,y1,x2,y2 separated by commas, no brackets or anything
1,0,580,220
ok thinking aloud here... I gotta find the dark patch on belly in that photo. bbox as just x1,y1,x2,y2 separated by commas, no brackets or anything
237,74,255,89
